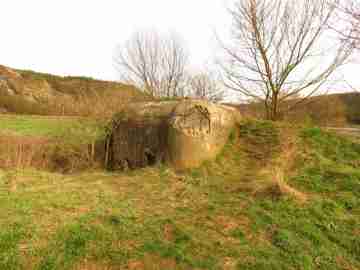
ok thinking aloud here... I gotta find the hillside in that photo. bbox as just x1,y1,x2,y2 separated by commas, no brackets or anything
333,92,360,124
0,65,149,116
229,92,360,125
302,92,360,125
0,116,359,269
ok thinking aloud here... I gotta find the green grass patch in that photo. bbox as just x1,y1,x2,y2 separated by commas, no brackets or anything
0,223,29,270
0,115,106,142
301,127,360,162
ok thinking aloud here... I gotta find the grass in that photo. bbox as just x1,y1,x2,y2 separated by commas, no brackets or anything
0,114,105,142
0,115,107,172
0,119,359,269
0,115,77,136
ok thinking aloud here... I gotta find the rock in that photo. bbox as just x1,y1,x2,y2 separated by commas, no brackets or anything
0,66,61,104
0,65,21,79
106,99,241,170
0,78,15,95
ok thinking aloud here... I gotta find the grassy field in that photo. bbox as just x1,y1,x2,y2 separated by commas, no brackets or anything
0,114,107,172
0,117,359,269
0,114,104,141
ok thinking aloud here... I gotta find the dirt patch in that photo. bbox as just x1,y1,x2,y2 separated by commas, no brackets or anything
163,222,175,242
73,261,114,270
129,254,181,270
215,215,240,234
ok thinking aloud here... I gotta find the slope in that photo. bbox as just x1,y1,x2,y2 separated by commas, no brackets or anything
0,119,359,269
0,65,149,116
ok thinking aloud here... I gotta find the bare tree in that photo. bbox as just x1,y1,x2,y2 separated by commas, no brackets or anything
219,0,353,120
330,1,360,92
188,71,224,102
114,30,189,98
331,0,360,49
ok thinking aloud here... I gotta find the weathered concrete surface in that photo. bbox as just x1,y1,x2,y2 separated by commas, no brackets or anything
167,101,240,169
107,99,241,170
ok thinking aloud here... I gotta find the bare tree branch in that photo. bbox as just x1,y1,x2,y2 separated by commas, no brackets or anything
330,0,360,50
187,71,224,102
219,0,354,120
114,30,189,98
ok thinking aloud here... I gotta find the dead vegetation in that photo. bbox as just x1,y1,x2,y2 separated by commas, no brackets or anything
260,126,308,203
0,135,100,173
233,121,308,203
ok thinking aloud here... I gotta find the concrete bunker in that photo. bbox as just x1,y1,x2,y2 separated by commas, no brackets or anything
105,100,241,171
107,119,168,170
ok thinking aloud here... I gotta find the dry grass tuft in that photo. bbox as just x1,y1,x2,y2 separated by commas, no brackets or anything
254,168,307,203
253,126,308,203
45,89,149,119
271,127,307,202
0,135,50,169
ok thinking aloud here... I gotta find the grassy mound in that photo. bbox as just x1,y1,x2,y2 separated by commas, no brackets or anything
0,119,359,269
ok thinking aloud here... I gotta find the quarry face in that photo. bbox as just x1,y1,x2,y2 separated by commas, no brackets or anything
106,99,241,170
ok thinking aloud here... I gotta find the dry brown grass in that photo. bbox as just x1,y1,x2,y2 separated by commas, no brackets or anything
0,135,99,173
258,168,308,203
73,262,114,270
0,90,146,118
125,254,185,270
0,135,50,169
254,126,308,203
1,65,150,118
45,90,149,119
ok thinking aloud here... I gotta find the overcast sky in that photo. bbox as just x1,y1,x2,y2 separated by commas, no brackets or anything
0,0,231,80
0,0,359,91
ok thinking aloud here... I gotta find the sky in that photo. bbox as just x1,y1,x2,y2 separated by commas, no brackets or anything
0,0,231,80
0,0,359,91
